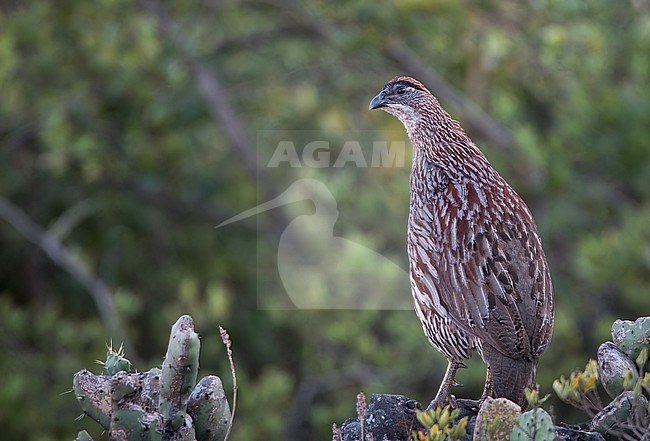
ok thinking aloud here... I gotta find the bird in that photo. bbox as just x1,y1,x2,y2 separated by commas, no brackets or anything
369,76,554,408
217,178,411,310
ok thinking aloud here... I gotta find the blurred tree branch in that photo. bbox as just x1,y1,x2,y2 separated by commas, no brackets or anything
0,196,130,349
386,41,516,151
140,0,289,236
101,177,239,228
215,24,327,54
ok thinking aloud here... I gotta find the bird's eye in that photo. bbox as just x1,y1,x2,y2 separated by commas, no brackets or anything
397,87,407,95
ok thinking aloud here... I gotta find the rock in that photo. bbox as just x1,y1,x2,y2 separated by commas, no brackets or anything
336,393,607,441
338,393,424,441
339,417,361,441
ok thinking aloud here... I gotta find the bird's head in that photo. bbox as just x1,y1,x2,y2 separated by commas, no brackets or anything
369,76,433,126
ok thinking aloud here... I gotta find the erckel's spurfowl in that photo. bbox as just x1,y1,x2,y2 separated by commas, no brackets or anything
369,76,554,408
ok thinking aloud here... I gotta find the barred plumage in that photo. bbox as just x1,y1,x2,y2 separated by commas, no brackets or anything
370,76,554,408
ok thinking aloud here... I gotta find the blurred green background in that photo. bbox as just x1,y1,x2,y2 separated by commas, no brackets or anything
1,0,650,439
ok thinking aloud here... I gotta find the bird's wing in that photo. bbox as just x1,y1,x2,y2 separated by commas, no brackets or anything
409,164,553,361
438,200,553,361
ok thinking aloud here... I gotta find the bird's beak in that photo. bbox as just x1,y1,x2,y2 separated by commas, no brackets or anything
369,93,386,110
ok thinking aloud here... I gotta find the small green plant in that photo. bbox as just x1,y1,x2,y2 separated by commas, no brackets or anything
523,387,551,409
411,405,468,441
553,359,602,416
97,341,132,375
508,387,556,441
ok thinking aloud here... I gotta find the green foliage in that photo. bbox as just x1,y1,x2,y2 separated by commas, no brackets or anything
553,359,602,415
523,388,551,409
73,315,230,441
412,405,468,441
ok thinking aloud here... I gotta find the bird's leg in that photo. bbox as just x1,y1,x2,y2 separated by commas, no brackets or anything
452,366,494,411
426,360,461,410
481,366,493,400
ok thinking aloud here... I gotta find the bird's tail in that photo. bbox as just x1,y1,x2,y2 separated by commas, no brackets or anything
484,348,536,408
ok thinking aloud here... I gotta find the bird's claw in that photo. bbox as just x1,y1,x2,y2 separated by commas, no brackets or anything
426,394,457,411
455,398,482,412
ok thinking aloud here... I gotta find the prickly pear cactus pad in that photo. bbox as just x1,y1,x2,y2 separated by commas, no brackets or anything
472,397,521,441
510,408,556,441
73,370,112,429
589,390,648,436
597,342,639,399
555,317,650,438
611,317,650,361
72,315,231,441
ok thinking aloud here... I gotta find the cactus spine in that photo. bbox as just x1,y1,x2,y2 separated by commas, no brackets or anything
76,430,94,441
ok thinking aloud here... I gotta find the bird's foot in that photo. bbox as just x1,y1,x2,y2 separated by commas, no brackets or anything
459,383,492,410
426,394,457,411
455,397,483,412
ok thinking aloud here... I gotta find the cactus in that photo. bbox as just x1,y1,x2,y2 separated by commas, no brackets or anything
553,317,650,438
159,315,201,432
108,370,164,441
110,407,156,441
76,430,95,441
590,391,648,437
101,342,132,375
73,315,232,441
552,359,602,415
73,369,112,429
611,317,650,362
510,408,556,441
472,397,521,441
597,342,639,399
187,376,231,441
